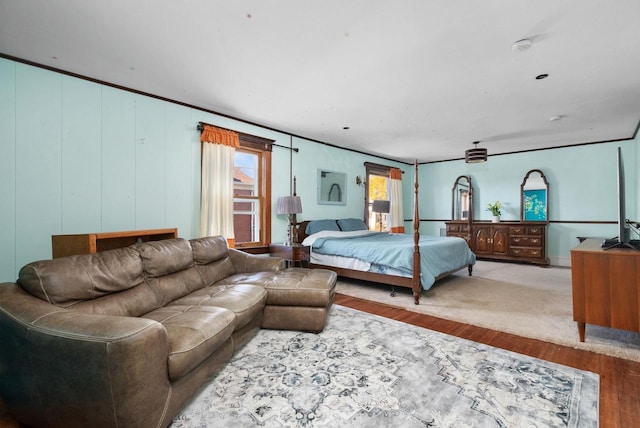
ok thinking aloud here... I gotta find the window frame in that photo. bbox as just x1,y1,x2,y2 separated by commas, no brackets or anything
364,162,391,228
233,133,272,249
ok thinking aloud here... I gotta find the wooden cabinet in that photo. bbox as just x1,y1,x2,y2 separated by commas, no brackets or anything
473,224,509,257
52,228,178,258
571,238,640,341
445,221,548,266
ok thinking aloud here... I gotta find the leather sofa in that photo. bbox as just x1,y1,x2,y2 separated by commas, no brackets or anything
0,236,336,428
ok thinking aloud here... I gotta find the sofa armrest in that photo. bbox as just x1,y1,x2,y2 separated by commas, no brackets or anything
0,283,171,428
228,248,285,273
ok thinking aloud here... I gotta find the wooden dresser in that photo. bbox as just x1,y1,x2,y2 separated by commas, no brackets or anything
52,228,178,258
444,221,471,246
571,238,640,341
445,221,548,266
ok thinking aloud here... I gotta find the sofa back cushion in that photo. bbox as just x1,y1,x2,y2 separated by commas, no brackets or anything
137,238,206,306
137,238,193,278
18,246,144,308
18,237,238,317
190,236,236,286
190,236,228,264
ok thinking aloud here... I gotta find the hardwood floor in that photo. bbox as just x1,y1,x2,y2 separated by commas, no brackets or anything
334,293,640,428
2,293,639,427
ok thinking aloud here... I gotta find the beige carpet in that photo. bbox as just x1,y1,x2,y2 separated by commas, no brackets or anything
336,260,640,362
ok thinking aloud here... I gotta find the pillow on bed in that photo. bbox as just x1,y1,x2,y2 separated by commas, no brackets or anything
306,219,340,235
337,218,368,231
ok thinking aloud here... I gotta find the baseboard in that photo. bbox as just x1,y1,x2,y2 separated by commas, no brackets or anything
549,255,571,267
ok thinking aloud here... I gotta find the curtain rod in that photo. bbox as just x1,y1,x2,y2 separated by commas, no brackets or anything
363,161,404,173
197,122,298,152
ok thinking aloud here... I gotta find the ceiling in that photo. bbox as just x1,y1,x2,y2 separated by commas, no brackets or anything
2,0,640,163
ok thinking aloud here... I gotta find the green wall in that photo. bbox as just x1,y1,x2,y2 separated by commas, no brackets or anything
0,58,406,281
1,57,638,281
419,139,639,265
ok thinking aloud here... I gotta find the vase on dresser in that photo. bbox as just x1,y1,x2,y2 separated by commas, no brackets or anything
492,215,500,223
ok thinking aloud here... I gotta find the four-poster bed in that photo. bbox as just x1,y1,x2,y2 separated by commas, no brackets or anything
294,162,475,305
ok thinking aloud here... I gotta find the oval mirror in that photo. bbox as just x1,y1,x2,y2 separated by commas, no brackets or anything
451,175,473,222
521,169,549,222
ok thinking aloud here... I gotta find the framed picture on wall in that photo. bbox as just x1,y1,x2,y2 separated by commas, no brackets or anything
523,189,547,221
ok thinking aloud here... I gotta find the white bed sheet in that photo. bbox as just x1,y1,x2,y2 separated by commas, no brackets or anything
309,252,370,270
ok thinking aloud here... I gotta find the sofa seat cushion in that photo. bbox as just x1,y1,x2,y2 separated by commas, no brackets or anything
214,271,286,288
168,284,267,331
221,268,337,307
141,305,235,381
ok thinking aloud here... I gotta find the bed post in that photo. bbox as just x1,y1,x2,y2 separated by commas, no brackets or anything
412,160,421,305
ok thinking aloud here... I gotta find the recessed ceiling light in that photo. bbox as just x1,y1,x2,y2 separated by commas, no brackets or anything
512,38,533,52
535,74,549,80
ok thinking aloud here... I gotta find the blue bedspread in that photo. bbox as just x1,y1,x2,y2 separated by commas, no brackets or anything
312,232,476,290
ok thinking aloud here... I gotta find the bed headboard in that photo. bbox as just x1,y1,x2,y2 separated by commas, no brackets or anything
295,218,372,244
294,221,313,244
294,220,342,244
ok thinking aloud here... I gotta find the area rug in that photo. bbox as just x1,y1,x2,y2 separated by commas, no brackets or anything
171,305,598,427
336,260,640,362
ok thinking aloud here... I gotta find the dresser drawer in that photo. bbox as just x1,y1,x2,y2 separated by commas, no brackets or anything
510,226,544,236
526,226,544,235
510,247,543,258
510,226,526,235
447,224,470,233
510,236,542,247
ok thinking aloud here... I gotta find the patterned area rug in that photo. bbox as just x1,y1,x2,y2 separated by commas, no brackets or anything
171,305,598,427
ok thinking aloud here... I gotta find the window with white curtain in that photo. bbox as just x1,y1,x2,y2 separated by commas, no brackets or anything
233,137,271,248
365,163,390,230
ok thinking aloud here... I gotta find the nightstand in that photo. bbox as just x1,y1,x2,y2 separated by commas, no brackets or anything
269,244,310,268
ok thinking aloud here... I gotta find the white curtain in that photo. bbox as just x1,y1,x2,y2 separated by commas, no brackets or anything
199,125,238,246
389,168,404,233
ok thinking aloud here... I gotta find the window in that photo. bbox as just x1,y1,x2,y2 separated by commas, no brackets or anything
364,163,390,230
233,134,272,248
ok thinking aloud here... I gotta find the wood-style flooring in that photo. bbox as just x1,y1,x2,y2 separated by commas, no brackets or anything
2,293,639,427
334,293,640,428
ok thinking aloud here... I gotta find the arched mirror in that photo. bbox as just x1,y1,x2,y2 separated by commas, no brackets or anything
521,169,549,222
317,169,346,205
451,175,473,222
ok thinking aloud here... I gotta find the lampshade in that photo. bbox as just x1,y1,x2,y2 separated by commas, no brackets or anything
465,141,487,163
372,200,390,214
277,195,302,215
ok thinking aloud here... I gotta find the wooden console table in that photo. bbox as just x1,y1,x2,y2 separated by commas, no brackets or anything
570,238,640,341
52,228,178,258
